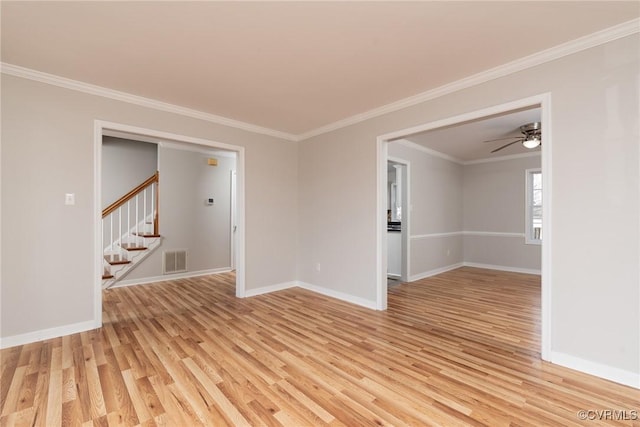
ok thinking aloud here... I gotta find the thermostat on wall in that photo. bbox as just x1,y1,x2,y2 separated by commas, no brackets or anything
206,198,214,205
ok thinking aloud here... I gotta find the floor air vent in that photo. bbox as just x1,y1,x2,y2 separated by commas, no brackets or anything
163,250,187,274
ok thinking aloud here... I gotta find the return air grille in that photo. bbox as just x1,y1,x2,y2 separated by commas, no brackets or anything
163,250,187,274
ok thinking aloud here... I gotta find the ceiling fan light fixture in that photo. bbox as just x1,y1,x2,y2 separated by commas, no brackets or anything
522,136,541,149
485,121,542,153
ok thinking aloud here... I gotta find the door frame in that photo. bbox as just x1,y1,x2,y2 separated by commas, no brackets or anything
376,93,552,360
230,169,237,270
93,120,246,326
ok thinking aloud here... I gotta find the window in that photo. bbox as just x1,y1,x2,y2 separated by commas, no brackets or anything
526,169,542,244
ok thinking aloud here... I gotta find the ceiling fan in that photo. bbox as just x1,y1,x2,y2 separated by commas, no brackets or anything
484,122,542,153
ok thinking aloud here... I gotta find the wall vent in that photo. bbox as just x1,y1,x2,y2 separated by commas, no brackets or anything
163,250,187,274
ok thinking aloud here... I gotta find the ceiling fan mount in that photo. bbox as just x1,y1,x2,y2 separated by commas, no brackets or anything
484,122,542,153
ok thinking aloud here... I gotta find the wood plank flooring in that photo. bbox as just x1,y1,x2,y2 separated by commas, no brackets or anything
1,267,639,426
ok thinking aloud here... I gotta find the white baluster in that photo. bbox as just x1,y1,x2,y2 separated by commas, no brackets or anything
135,194,139,241
143,188,147,236
127,201,130,248
151,183,155,233
109,214,113,253
118,206,122,248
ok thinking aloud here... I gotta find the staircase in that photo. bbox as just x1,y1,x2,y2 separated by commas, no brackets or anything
102,172,162,289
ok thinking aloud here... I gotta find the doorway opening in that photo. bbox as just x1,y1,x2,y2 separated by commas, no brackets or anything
93,121,246,326
386,158,409,285
376,94,552,360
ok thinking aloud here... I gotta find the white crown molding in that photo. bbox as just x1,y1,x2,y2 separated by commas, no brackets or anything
298,18,640,141
159,141,237,158
103,129,241,161
394,139,464,164
395,138,542,165
0,62,298,142
103,129,166,145
463,151,541,165
2,19,637,143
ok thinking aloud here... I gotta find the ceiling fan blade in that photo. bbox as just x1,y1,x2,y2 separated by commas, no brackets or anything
491,139,522,153
482,136,521,143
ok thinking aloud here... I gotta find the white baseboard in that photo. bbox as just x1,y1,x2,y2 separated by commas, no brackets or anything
463,262,541,276
244,281,297,297
408,262,541,282
0,319,99,350
409,262,464,282
111,267,233,288
550,351,640,389
245,281,376,310
245,280,378,310
297,282,378,310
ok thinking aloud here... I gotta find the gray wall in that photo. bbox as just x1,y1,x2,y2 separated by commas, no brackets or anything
1,31,637,385
388,141,464,279
297,34,639,377
387,143,540,278
102,137,158,208
296,129,378,299
125,146,235,280
463,155,541,271
1,74,298,340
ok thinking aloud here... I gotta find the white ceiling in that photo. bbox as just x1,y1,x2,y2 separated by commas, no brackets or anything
1,2,638,137
404,107,542,162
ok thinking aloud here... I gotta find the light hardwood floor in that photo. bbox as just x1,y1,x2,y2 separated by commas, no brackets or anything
1,268,639,426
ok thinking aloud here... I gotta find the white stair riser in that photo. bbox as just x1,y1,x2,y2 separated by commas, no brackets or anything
103,237,162,289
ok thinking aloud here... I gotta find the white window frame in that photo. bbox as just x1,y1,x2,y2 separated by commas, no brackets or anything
525,168,542,245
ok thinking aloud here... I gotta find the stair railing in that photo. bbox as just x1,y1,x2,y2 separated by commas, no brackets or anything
102,172,159,252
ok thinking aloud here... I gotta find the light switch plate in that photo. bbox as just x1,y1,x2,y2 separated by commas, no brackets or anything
65,193,75,205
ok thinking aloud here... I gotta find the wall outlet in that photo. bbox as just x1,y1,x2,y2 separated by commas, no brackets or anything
315,263,321,272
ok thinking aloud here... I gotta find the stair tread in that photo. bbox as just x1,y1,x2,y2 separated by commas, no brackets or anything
102,267,113,280
120,243,148,251
104,255,130,265
106,260,130,265
133,232,161,238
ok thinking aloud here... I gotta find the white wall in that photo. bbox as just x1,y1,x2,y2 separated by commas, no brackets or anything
124,146,236,280
101,137,158,208
388,141,464,280
297,34,639,381
1,74,298,342
463,155,541,272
